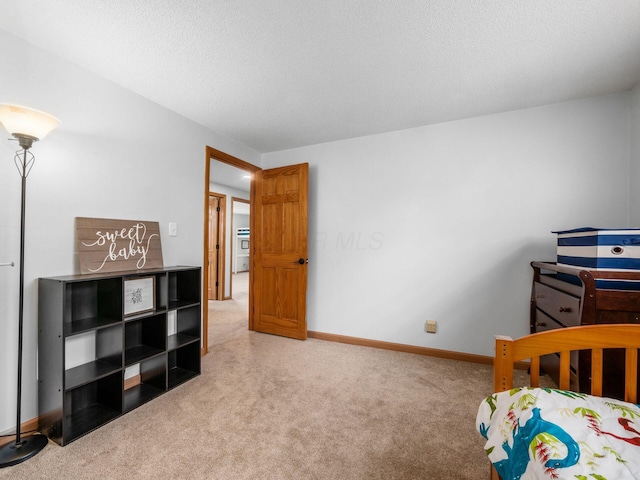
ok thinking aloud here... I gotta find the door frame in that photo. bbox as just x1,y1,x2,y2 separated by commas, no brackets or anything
203,146,260,355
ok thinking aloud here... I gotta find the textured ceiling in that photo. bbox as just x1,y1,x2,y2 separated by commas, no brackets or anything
2,1,640,153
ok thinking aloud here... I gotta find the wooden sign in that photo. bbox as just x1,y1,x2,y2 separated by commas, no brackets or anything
76,217,164,274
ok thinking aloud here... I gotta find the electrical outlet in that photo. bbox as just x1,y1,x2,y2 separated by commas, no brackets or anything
425,320,437,334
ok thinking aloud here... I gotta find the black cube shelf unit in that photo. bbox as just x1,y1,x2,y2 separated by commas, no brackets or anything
38,266,201,446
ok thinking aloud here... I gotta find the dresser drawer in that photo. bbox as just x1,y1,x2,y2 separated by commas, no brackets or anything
533,310,561,333
533,282,581,327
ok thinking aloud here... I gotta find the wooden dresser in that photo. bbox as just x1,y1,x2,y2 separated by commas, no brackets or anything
530,261,640,400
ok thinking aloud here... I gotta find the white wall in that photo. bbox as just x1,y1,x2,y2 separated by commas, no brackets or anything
263,93,632,357
630,83,640,225
0,30,260,432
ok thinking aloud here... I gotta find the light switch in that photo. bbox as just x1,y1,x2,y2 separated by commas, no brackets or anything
169,222,178,237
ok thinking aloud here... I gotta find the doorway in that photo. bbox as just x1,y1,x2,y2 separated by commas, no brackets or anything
203,147,260,354
203,147,309,353
231,197,250,285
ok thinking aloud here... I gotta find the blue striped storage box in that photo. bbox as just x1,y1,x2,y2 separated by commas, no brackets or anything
556,227,640,269
555,227,640,290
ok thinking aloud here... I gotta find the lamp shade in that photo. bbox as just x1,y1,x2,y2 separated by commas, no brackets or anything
0,104,60,141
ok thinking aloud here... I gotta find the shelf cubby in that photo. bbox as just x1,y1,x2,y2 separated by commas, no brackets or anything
124,313,167,366
63,372,122,443
123,355,166,412
123,271,170,315
65,324,122,390
63,277,122,335
168,268,201,309
168,342,201,389
167,305,200,351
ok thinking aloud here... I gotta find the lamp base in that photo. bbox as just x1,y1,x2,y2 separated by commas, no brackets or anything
0,434,48,468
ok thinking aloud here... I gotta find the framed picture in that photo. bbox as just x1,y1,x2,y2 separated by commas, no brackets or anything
124,276,155,316
241,239,249,249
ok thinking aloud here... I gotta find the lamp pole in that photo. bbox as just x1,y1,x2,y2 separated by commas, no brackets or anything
15,142,30,447
0,139,48,468
0,104,59,468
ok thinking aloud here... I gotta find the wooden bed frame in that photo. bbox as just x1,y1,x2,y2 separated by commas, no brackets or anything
489,323,640,480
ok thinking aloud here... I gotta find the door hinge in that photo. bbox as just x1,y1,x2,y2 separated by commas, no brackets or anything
216,244,220,250
215,281,219,287
216,206,221,212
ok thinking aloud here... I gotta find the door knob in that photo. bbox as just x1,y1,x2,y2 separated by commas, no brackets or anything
296,258,308,265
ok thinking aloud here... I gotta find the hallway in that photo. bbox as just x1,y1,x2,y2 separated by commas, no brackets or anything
207,272,248,346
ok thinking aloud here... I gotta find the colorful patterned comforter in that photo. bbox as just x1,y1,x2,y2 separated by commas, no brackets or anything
476,387,640,479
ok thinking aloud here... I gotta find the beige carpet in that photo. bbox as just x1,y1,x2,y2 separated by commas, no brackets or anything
209,272,250,347
0,272,512,479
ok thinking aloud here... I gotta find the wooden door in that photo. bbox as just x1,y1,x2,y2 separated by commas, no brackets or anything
208,196,219,300
208,196,226,300
251,163,308,340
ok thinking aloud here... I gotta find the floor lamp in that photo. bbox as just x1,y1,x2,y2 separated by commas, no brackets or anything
0,104,60,468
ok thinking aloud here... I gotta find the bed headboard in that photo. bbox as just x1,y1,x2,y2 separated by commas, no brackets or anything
494,324,640,403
